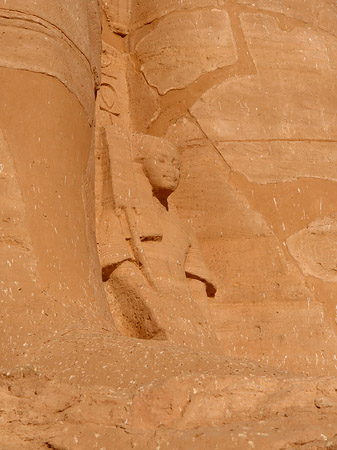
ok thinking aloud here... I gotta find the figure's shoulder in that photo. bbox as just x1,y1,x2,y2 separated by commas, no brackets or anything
162,209,191,240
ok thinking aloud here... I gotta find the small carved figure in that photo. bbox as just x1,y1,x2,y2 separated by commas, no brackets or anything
97,126,218,350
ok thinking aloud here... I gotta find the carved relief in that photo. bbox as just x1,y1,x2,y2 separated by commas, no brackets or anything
133,9,237,94
287,215,337,282
96,43,132,131
99,47,120,121
0,2,101,122
96,126,218,349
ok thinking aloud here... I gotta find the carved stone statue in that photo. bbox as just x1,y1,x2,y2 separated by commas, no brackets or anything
97,126,219,351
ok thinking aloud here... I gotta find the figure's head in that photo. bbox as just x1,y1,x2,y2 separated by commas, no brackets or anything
133,135,181,200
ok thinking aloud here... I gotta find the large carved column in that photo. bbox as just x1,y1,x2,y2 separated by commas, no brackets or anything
0,1,115,367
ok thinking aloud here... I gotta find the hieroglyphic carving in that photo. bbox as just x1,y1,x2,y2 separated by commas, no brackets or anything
96,43,130,130
99,48,119,120
95,44,132,232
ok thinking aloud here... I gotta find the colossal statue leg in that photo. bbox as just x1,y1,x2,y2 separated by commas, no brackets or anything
0,1,115,367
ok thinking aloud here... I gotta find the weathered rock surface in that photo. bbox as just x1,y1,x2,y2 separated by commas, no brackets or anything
0,1,101,121
1,0,337,448
103,0,222,33
133,9,237,94
1,347,337,449
287,215,337,282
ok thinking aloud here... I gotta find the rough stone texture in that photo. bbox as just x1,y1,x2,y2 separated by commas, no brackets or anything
0,1,101,122
287,215,337,282
215,141,337,184
158,2,337,375
238,0,329,25
0,1,115,369
190,13,337,141
1,343,337,449
133,9,238,94
1,0,337,448
103,0,222,33
164,117,337,373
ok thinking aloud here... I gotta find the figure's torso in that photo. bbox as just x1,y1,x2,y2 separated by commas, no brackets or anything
140,207,190,289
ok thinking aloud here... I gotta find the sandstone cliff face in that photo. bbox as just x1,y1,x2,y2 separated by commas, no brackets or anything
100,0,337,375
1,1,337,448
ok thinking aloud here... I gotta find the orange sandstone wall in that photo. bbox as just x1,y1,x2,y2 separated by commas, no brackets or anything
100,0,337,374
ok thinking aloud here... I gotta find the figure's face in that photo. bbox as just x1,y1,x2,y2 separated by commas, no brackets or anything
142,145,181,199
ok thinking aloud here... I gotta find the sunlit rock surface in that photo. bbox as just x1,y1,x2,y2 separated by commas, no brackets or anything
0,0,337,448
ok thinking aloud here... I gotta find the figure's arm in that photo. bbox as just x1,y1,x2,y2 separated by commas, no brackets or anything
184,228,217,297
97,208,134,281
185,270,217,297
